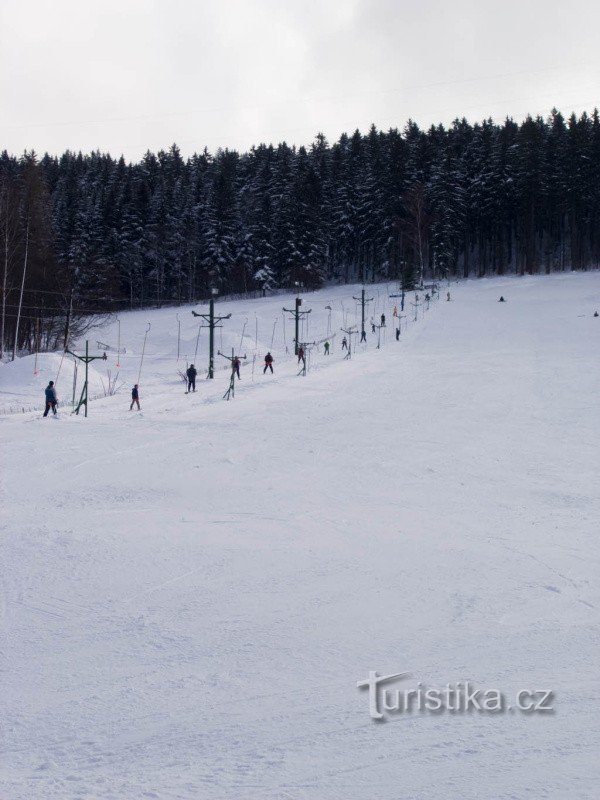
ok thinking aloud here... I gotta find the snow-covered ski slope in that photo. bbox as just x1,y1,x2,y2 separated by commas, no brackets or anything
1,273,599,800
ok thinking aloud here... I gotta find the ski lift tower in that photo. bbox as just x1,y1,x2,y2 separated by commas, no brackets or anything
283,282,312,356
66,340,107,417
192,287,231,379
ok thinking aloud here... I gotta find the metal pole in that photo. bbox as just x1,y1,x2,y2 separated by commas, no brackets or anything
361,289,365,338
84,340,89,417
209,297,215,378
294,297,300,356
194,321,201,361
116,316,121,367
176,313,181,360
138,323,150,385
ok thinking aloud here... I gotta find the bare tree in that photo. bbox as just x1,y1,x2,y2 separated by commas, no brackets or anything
401,183,431,287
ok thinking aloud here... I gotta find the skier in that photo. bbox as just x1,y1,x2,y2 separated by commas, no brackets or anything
232,356,241,379
186,363,197,393
395,327,400,341
263,352,274,374
323,340,330,355
393,305,398,318
499,296,506,302
371,319,376,333
43,381,58,417
297,346,305,365
447,291,451,301
380,313,386,327
361,329,367,342
341,336,348,350
130,384,141,411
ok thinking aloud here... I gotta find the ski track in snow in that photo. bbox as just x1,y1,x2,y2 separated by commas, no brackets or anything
1,273,600,799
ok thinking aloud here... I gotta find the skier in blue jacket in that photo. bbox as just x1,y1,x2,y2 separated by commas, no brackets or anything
43,381,58,416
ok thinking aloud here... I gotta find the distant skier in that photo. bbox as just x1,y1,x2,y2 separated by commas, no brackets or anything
263,352,274,374
361,329,367,342
130,384,140,411
341,336,348,350
43,381,58,417
380,313,386,327
323,340,330,355
297,346,305,365
232,356,241,379
371,319,376,333
393,305,398,318
499,296,506,302
447,291,451,301
395,327,400,341
186,364,197,393
594,311,599,317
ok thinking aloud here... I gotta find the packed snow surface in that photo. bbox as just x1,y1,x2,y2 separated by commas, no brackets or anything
1,273,599,799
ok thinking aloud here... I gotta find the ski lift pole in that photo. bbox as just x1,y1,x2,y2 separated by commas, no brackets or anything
352,287,374,343
270,318,278,347
116,316,121,367
283,293,311,356
138,322,151,385
66,340,107,417
239,318,248,352
176,313,181,360
194,321,201,361
341,326,356,360
192,288,231,379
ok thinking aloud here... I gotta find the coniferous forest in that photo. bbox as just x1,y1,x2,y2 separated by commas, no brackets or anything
2,109,600,357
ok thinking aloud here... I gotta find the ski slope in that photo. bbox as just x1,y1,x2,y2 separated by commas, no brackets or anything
1,273,599,800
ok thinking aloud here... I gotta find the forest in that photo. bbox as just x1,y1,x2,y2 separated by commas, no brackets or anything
1,108,600,358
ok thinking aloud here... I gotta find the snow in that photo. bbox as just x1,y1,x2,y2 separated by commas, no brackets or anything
1,273,599,799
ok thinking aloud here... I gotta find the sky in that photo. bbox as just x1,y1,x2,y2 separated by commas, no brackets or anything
1,0,599,161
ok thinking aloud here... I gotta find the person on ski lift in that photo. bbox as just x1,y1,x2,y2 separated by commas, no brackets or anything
341,336,348,350
186,363,197,392
232,356,241,379
43,381,58,416
130,384,141,411
297,346,305,365
323,340,330,355
263,352,274,373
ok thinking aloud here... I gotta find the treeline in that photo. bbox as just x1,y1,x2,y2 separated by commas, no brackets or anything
2,109,600,358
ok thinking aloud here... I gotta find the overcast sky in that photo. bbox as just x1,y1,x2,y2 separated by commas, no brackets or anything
1,0,599,161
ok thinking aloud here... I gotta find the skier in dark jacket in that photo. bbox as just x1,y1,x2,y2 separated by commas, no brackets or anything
297,346,305,365
130,384,141,411
232,356,241,379
341,336,348,350
43,381,58,416
380,313,386,327
186,364,197,392
263,352,274,374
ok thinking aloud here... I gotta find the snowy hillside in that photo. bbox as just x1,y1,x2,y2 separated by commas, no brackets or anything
1,273,599,800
